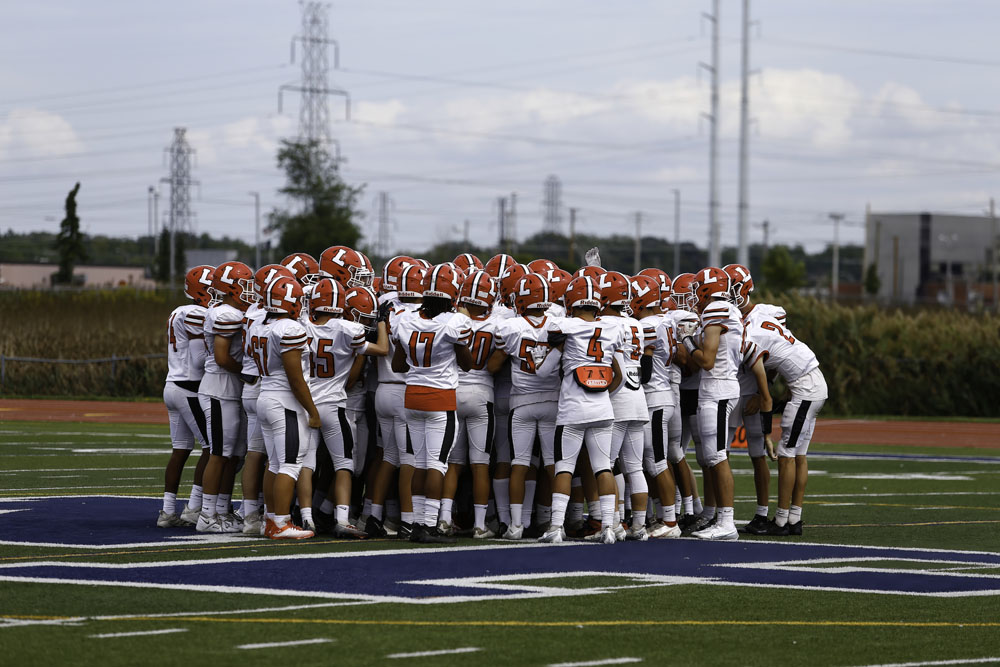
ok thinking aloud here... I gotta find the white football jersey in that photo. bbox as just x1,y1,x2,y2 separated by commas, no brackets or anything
753,316,819,384
240,303,267,378
638,313,676,407
742,302,788,332
698,300,743,400
495,314,562,406
550,317,623,425
603,314,649,421
489,307,515,403
306,317,369,406
393,311,472,390
202,303,245,375
460,314,498,388
378,302,418,384
256,317,309,393
166,303,206,382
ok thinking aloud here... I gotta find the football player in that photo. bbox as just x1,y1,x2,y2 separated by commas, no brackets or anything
160,265,214,527
196,261,255,533
537,275,624,545
677,268,744,541
391,264,473,544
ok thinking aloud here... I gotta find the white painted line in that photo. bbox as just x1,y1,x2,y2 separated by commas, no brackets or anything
237,638,332,650
845,658,1000,667
93,599,381,621
387,647,482,659
0,468,161,474
549,658,643,667
90,628,188,639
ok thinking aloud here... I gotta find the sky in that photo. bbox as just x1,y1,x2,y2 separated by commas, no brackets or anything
3,0,1000,259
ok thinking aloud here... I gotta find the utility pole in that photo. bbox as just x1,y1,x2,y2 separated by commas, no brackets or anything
700,0,721,266
250,191,261,268
737,0,752,267
152,187,160,255
508,192,518,253
672,189,681,276
160,127,197,286
278,2,350,144
992,197,998,312
374,191,394,261
147,186,155,258
568,207,577,265
633,212,642,274
542,175,563,234
829,212,844,301
497,196,507,253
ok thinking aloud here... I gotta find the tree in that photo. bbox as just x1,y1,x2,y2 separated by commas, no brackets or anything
864,263,881,296
53,182,87,284
761,245,806,292
267,139,363,259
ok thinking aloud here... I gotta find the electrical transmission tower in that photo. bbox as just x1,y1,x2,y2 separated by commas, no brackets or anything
278,1,350,144
160,127,197,285
373,191,395,261
542,175,563,234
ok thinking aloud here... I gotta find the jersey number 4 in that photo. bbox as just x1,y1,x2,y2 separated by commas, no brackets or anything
408,331,436,367
586,328,605,363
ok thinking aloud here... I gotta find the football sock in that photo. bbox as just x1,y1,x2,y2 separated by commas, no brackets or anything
186,485,203,511
274,514,290,528
301,507,313,526
536,504,551,525
440,498,454,525
693,496,704,515
662,503,677,525
201,494,218,518
336,505,350,525
523,503,533,529
320,499,336,515
243,499,259,518
701,504,716,520
683,496,694,515
675,487,682,515
550,493,570,528
361,498,372,521
614,473,626,507
632,509,646,530
756,504,769,518
424,498,441,527
568,501,584,525
371,504,384,521
718,506,735,528
510,503,523,528
599,494,616,529
789,505,802,525
523,479,537,517
217,493,231,514
162,492,176,515
492,478,511,525
412,495,425,522
775,507,790,527
614,509,621,527
473,503,488,530
401,511,414,526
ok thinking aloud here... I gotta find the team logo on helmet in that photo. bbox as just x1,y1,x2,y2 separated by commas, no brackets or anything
281,253,320,286
184,265,215,307
262,275,303,318
344,286,378,331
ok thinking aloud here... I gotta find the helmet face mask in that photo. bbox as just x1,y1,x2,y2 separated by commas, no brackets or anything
723,263,754,309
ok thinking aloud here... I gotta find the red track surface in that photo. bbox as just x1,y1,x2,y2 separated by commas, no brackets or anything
0,399,998,448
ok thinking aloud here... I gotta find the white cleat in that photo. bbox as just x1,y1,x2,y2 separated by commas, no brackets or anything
502,524,524,540
157,511,183,528
538,526,564,543
647,520,668,538
692,523,739,541
383,518,400,537
177,507,199,526
614,523,627,542
473,526,496,539
271,523,314,540
658,523,682,539
196,515,230,534
437,520,455,537
242,515,263,536
625,525,649,541
600,526,616,544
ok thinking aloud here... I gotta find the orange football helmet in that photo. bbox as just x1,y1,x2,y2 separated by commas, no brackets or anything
499,264,530,305
344,286,378,330
598,271,631,309
319,246,375,288
281,252,320,286
564,275,603,310
381,255,415,293
574,265,607,282
527,258,558,274
513,274,553,314
670,272,698,312
453,252,484,274
628,274,661,314
254,264,296,301
398,265,426,299
309,277,345,314
212,261,255,305
261,275,302,318
692,267,731,309
413,258,432,270
422,264,462,303
723,263,754,308
484,253,516,279
184,265,215,307
459,270,498,309
542,268,572,304
639,268,672,296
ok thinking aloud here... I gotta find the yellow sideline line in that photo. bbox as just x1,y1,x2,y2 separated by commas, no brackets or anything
3,615,999,628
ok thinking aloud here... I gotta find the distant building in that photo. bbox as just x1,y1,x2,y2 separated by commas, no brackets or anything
0,263,156,289
864,212,1000,306
185,249,238,271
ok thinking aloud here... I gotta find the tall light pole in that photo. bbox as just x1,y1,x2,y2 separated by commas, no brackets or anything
737,0,752,267
829,212,844,300
250,191,261,268
672,189,681,276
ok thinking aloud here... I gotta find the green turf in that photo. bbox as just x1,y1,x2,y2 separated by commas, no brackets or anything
1,419,998,666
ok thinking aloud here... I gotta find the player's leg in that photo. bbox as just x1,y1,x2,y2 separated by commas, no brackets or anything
160,383,196,527
412,409,457,544
506,405,536,539
491,393,512,530
582,420,618,544
442,418,468,535
464,390,495,537
317,406,366,538
693,398,738,540
541,423,585,542
742,398,771,535
621,420,650,540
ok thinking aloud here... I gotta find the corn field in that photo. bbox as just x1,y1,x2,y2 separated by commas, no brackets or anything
1,290,998,417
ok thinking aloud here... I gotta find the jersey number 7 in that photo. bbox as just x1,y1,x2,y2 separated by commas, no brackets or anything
408,331,436,367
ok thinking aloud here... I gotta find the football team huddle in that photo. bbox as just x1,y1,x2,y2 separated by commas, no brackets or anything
158,245,828,545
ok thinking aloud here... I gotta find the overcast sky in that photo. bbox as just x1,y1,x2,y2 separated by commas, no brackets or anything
3,0,1000,258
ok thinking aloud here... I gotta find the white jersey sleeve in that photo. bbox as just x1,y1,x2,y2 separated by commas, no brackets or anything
240,304,268,378
753,316,819,384
698,300,743,400
258,317,309,393
202,304,245,376
166,304,205,382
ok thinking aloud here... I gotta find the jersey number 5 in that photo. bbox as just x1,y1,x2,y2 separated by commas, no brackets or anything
408,331,435,367
311,338,335,379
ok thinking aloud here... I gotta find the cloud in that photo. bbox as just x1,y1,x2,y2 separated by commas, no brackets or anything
0,108,84,160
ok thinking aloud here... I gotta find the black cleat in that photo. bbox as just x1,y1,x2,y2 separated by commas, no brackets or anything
788,520,803,536
313,510,336,535
365,515,388,538
765,520,790,536
677,514,700,532
398,521,413,541
523,523,547,539
411,525,457,544
743,514,770,535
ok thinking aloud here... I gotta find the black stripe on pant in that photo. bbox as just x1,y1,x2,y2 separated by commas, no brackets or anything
438,411,457,462
188,396,209,447
716,399,729,452
338,407,355,461
405,425,414,454
554,424,564,462
210,398,223,456
786,400,813,450
284,409,300,464
652,408,665,462
485,401,495,455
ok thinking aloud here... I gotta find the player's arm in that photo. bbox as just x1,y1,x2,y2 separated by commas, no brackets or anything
282,348,320,428
213,334,242,373
455,342,474,372
608,357,623,393
685,325,721,371
486,348,508,374
533,345,561,377
750,356,773,413
391,343,409,373
362,321,389,357
346,355,366,389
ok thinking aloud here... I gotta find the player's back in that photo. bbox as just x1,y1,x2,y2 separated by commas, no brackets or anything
698,300,743,399
306,317,368,405
166,303,205,382
553,317,622,425
393,310,472,390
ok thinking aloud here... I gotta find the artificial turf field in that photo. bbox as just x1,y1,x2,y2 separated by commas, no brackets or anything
1,419,998,667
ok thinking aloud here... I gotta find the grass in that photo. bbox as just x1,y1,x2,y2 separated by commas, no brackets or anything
0,419,998,666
